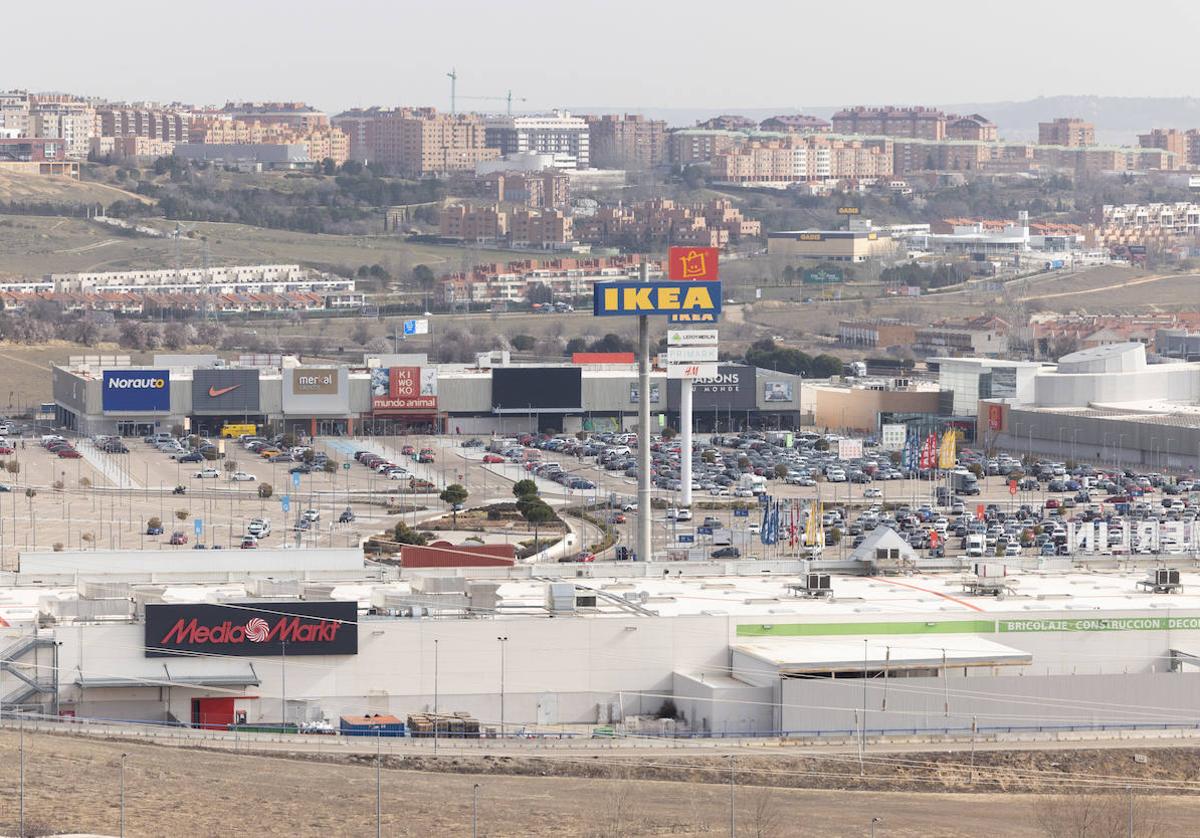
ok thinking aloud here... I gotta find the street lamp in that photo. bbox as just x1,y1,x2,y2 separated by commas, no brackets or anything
496,636,508,737
472,783,480,838
870,816,883,838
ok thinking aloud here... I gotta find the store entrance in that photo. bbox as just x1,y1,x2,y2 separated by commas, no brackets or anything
116,421,156,438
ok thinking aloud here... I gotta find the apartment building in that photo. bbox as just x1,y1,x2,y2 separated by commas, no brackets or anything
945,114,998,141
333,108,499,176
1138,128,1200,168
1038,118,1095,147
98,104,193,142
0,91,31,135
436,256,646,305
913,318,1009,357
42,264,353,296
480,171,570,209
574,198,759,249
667,130,741,165
187,116,348,164
831,106,951,140
1096,202,1200,248
486,112,590,169
696,115,757,131
712,135,892,184
220,102,329,132
29,100,96,159
509,208,573,248
89,136,175,160
758,114,831,134
586,113,666,170
440,204,508,242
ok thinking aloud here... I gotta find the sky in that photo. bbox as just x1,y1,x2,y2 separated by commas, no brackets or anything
4,0,1200,114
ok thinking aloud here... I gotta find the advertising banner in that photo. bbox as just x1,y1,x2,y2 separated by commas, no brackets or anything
102,369,170,412
282,367,350,415
593,281,721,319
988,403,1004,431
880,423,908,451
191,369,260,414
666,346,719,364
668,364,755,410
837,439,863,460
491,367,581,412
667,363,718,380
761,381,794,402
802,267,844,284
145,601,358,657
372,366,437,412
629,383,661,404
938,430,958,469
667,329,718,346
667,246,720,281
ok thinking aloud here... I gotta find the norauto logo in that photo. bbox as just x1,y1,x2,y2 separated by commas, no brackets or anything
108,377,165,389
161,615,342,646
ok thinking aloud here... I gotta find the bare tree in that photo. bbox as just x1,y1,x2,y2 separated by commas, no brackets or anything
1033,789,1164,838
746,785,783,838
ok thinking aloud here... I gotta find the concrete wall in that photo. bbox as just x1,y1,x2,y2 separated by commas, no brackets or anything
812,387,941,432
19,548,365,575
998,408,1200,471
782,672,1200,734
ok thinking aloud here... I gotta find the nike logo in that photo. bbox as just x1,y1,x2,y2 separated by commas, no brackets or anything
208,385,240,398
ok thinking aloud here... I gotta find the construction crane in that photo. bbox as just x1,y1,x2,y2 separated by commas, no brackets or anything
457,90,527,116
447,68,458,114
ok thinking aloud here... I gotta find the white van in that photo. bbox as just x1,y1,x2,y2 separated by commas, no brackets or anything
965,534,986,559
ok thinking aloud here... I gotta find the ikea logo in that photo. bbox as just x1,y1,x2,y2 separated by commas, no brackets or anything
593,281,722,319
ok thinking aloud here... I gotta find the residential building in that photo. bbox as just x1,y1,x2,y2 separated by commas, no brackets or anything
332,107,499,175
187,117,349,164
481,171,570,209
172,143,312,169
1038,118,1095,147
90,136,175,160
945,114,998,141
667,130,741,165
831,106,952,140
574,198,759,249
98,104,193,142
0,90,31,135
586,113,666,170
695,115,757,131
913,317,1010,357
509,207,573,248
439,204,508,242
1138,128,1200,168
436,255,647,305
29,98,96,158
44,264,352,297
485,112,590,169
220,102,329,132
1096,202,1200,248
711,135,892,185
0,137,78,177
767,219,897,262
758,114,831,134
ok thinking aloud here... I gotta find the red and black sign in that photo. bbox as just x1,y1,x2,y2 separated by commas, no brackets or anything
145,601,357,658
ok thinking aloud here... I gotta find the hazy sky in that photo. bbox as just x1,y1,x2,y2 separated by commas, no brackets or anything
5,0,1199,113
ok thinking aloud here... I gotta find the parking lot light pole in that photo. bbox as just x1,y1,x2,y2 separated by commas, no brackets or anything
637,260,652,563
497,635,508,737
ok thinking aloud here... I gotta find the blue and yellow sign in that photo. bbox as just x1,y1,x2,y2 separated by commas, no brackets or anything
593,281,722,318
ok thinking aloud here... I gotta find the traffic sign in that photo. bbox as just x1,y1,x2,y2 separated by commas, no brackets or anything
1009,480,1018,496
281,495,291,512
193,518,203,536
677,533,695,544
697,526,713,535
342,462,351,470
667,329,718,347
292,472,301,488
734,508,750,517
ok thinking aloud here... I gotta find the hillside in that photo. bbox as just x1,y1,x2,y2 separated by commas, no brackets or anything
0,169,153,206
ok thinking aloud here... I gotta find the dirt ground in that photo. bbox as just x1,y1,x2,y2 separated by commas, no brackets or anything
3,729,1197,837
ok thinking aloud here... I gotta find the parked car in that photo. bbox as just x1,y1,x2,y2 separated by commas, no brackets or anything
194,468,220,479
240,535,258,549
711,546,741,559
229,471,257,482
177,452,203,463
169,531,189,545
57,448,82,458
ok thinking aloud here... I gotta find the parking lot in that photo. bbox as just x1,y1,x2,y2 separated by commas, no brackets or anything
2,421,1197,569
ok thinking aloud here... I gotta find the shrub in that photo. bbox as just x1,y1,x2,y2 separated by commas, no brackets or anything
258,482,273,498
147,517,162,530
174,508,190,522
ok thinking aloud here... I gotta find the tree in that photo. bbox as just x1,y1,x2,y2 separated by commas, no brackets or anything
565,337,588,355
321,157,337,175
147,516,162,531
661,427,677,441
174,508,190,522
439,483,469,525
512,479,538,500
774,464,789,480
527,284,554,305
392,520,429,546
257,482,273,499
521,499,557,553
510,334,536,351
412,264,436,291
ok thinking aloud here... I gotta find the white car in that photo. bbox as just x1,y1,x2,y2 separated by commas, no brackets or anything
247,518,271,538
193,468,220,479
622,502,638,512
229,471,257,482
748,523,762,535
733,488,755,498
302,509,320,523
863,487,883,498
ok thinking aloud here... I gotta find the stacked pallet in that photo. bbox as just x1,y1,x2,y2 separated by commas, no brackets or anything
406,711,481,738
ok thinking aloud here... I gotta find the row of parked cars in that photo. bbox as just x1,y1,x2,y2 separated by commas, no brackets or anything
351,448,435,491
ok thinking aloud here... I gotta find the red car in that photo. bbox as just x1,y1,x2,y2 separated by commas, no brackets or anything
482,454,504,464
57,449,82,458
0,445,13,455
169,531,189,545
401,445,416,455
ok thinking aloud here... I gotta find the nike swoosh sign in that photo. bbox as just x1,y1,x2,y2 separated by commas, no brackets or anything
208,385,240,398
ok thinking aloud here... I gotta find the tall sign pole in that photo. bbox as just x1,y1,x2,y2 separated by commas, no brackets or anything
637,261,652,564
680,380,693,507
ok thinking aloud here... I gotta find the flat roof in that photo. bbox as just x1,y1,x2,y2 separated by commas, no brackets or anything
733,635,1032,672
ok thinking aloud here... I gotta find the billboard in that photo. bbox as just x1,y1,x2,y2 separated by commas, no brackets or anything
668,364,755,410
802,267,844,284
191,369,260,414
491,367,581,412
372,366,437,412
667,246,720,281
761,380,794,402
102,369,170,412
988,404,1004,431
593,281,721,319
838,438,864,460
629,382,661,404
145,601,358,658
881,423,908,451
282,367,350,415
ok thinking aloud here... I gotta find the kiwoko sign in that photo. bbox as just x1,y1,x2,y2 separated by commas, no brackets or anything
102,370,171,412
145,601,358,657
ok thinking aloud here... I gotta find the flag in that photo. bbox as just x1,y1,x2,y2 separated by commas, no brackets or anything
903,433,918,472
759,499,770,545
919,433,937,470
938,430,957,470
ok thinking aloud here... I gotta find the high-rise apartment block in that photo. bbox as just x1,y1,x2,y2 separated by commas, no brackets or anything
711,135,893,184
831,106,950,140
481,171,571,209
332,107,498,175
485,112,590,169
586,114,667,169
1038,118,1095,147
99,104,194,142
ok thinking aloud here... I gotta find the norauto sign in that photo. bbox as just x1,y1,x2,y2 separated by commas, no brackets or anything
145,601,357,657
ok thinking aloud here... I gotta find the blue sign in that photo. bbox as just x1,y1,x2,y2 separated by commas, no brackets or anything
281,495,290,512
677,534,695,543
593,281,722,319
734,508,750,518
292,472,301,488
403,319,417,335
697,526,713,535
102,370,170,412
194,518,203,536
